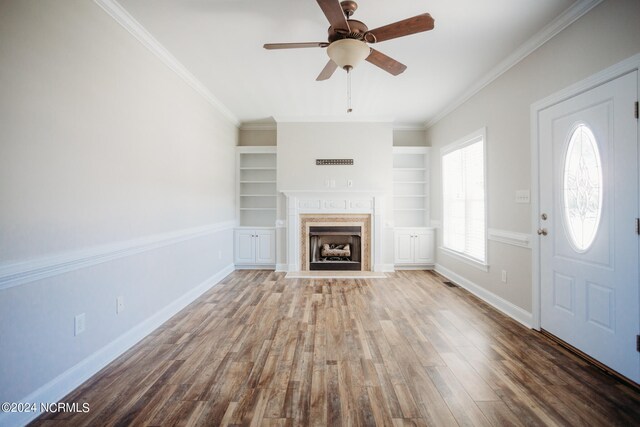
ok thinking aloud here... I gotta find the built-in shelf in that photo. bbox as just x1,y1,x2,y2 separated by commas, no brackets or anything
393,147,430,228
237,147,277,227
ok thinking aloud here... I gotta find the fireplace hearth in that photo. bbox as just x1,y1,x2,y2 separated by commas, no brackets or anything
309,226,361,271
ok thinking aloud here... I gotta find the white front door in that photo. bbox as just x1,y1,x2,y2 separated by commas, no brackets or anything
538,71,639,382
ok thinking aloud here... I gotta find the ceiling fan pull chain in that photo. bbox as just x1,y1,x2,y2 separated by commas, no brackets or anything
347,69,353,113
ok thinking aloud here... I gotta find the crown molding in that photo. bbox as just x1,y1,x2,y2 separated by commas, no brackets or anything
93,0,239,127
273,115,395,123
240,121,426,131
424,0,603,129
393,123,427,131
240,123,277,131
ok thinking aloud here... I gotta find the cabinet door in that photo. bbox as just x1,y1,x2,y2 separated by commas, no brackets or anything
394,231,414,264
414,229,434,264
235,230,255,264
255,230,276,264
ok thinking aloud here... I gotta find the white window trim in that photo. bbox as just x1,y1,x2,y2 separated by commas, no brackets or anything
440,127,489,266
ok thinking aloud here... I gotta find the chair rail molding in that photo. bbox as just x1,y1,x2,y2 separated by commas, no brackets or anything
488,228,532,249
0,220,236,290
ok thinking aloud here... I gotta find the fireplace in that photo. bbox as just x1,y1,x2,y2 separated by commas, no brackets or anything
283,192,383,273
309,226,362,271
299,213,371,271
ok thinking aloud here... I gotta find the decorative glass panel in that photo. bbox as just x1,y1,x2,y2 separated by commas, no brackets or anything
563,124,602,251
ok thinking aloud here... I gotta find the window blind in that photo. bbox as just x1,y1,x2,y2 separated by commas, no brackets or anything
442,136,486,263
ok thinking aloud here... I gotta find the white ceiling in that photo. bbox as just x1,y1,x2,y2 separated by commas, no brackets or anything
118,0,578,126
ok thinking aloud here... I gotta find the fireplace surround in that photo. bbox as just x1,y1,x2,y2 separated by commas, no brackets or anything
283,192,383,273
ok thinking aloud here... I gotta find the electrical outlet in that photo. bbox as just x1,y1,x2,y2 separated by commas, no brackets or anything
74,313,86,336
515,190,530,204
501,270,508,283
116,296,124,314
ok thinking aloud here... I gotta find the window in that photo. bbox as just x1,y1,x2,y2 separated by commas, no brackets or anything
441,129,487,267
563,124,602,252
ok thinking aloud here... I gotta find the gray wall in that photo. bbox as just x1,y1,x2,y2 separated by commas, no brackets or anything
427,0,640,313
0,0,237,412
238,128,277,146
393,129,427,146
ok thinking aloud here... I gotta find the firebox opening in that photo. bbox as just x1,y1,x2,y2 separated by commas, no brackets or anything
309,226,362,271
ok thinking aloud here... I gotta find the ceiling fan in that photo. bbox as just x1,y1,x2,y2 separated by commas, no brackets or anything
264,0,435,81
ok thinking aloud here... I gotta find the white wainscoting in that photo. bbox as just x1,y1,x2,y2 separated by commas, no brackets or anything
0,221,236,427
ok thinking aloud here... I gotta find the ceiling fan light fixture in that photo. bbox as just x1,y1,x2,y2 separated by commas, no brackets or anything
326,38,370,71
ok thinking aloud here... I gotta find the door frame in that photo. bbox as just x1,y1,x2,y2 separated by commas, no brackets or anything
530,53,640,330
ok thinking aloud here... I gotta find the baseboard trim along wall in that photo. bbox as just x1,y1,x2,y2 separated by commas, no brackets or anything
1,263,235,427
435,264,533,328
0,221,236,291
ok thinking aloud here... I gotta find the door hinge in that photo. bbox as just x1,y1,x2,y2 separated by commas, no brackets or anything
636,218,640,235
637,335,640,353
635,101,639,119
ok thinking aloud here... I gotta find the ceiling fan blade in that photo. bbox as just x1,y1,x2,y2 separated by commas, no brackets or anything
366,49,407,76
368,13,434,43
264,42,329,50
316,0,350,33
316,60,339,81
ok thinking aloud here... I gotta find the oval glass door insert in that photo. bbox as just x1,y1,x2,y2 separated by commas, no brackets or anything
563,124,603,251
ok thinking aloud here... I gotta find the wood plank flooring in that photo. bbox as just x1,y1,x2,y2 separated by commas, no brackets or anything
32,270,640,426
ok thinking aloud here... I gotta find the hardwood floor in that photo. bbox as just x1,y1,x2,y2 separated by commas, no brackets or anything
32,270,640,426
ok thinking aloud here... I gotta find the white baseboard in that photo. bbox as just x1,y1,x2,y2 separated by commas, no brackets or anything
275,263,288,272
1,263,234,427
435,264,532,328
235,264,276,270
395,264,434,270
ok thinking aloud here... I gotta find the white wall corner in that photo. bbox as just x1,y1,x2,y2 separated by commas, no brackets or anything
435,263,533,328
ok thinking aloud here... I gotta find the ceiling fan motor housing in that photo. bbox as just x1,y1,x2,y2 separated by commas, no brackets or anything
328,19,369,42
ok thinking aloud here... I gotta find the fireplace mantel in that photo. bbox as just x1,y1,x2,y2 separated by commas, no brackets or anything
282,191,384,272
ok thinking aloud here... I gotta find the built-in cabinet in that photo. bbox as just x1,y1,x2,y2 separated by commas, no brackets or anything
235,147,277,268
393,147,434,268
394,228,434,266
234,229,276,266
